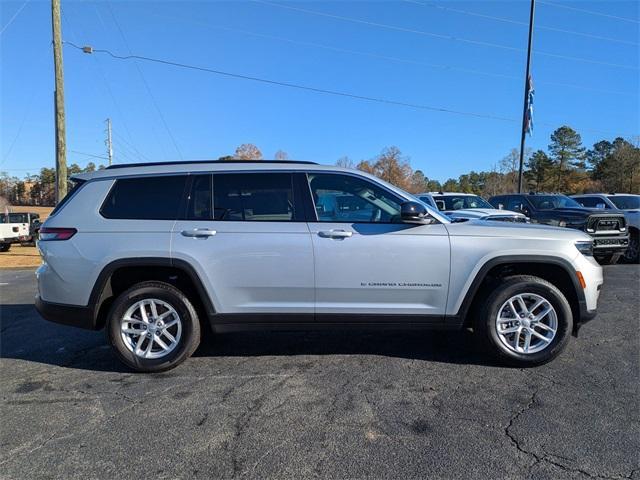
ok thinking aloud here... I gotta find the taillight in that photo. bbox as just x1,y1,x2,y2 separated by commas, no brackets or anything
39,227,77,241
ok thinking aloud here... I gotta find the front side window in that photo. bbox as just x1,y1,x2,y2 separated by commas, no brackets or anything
527,195,582,210
506,197,527,213
101,175,188,220
432,195,493,211
608,195,640,210
308,173,402,223
575,197,608,209
213,173,295,221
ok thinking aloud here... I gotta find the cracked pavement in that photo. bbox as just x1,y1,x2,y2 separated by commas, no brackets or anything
1,266,638,479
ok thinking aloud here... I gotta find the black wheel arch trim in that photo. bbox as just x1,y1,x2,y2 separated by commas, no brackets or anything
454,255,592,327
85,257,216,330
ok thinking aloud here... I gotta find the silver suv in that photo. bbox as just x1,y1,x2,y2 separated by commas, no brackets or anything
36,161,603,372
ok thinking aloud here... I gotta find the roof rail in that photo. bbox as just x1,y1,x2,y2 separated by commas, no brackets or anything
105,159,318,170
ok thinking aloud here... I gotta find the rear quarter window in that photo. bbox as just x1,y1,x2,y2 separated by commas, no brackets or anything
101,175,188,220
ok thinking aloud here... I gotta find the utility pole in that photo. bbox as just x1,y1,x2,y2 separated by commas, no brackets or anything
51,0,67,202
106,118,113,166
517,0,535,193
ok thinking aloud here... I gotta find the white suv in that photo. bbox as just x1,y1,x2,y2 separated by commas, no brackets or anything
36,161,603,372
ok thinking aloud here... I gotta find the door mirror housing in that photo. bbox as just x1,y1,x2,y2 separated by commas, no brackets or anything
401,201,432,224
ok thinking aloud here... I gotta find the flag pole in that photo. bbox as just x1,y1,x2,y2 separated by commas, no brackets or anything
517,0,536,194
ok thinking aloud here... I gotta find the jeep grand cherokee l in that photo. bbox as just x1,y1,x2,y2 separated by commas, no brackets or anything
36,161,603,372
489,193,628,265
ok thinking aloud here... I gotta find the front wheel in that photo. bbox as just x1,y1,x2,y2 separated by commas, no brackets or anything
621,231,639,264
0,243,11,252
475,275,573,367
107,281,201,373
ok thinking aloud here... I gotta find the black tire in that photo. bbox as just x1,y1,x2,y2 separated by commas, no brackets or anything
595,253,623,265
475,275,573,367
107,281,201,373
621,231,639,264
0,243,11,252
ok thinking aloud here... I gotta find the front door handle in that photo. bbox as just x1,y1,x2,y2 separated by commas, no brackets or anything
181,228,217,238
318,230,353,239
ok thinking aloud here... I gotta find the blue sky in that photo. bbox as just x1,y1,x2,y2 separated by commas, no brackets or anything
1,0,638,182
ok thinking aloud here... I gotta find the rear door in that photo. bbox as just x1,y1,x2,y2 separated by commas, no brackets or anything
171,171,314,315
305,172,450,318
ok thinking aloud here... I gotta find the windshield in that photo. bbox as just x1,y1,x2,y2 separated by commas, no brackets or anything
432,195,493,211
608,195,640,210
527,195,582,210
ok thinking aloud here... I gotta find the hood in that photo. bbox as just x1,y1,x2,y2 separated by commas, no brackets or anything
445,218,592,242
446,208,525,219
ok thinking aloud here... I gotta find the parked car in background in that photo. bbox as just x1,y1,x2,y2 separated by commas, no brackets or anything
36,160,603,372
0,222,29,251
0,212,41,244
571,194,639,263
489,193,629,265
416,192,527,223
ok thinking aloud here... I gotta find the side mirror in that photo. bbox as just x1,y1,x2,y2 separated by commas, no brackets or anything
401,201,431,224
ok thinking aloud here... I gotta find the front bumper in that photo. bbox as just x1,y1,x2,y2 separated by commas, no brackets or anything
591,234,629,254
35,295,97,330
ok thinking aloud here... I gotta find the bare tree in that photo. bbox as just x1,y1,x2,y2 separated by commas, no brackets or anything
336,156,355,169
274,150,289,161
235,144,263,160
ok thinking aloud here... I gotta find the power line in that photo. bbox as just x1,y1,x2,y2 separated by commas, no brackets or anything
65,42,638,137
157,13,637,97
254,0,638,70
403,0,638,46
0,0,30,36
105,1,184,160
113,131,151,161
538,0,640,24
65,42,518,123
69,150,109,160
60,7,157,160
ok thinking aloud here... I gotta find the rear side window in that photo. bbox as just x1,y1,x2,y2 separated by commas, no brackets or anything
101,175,188,220
213,173,294,221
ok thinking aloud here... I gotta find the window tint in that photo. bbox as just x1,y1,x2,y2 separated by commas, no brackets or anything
101,175,187,220
432,195,493,210
185,175,212,220
308,173,402,223
506,197,526,212
213,173,294,221
575,197,605,208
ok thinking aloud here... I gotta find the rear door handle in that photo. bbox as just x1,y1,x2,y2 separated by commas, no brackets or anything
181,228,217,238
318,230,352,239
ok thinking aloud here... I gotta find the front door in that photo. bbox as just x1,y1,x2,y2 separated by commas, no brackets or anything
171,172,314,315
306,172,450,318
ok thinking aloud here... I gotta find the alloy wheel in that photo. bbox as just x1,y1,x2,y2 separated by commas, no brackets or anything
120,299,182,359
495,293,557,354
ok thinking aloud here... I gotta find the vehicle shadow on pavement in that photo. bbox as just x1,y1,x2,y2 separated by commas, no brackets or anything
195,329,498,367
1,304,499,372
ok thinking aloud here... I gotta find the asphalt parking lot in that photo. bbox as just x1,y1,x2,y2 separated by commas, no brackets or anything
1,266,638,480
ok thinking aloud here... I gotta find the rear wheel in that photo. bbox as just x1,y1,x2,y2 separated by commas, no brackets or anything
0,243,11,252
475,275,572,367
107,281,201,373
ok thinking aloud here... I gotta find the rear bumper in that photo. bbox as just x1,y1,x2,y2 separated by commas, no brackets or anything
35,295,97,330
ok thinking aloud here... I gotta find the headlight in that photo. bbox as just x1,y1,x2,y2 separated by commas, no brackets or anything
575,241,593,257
